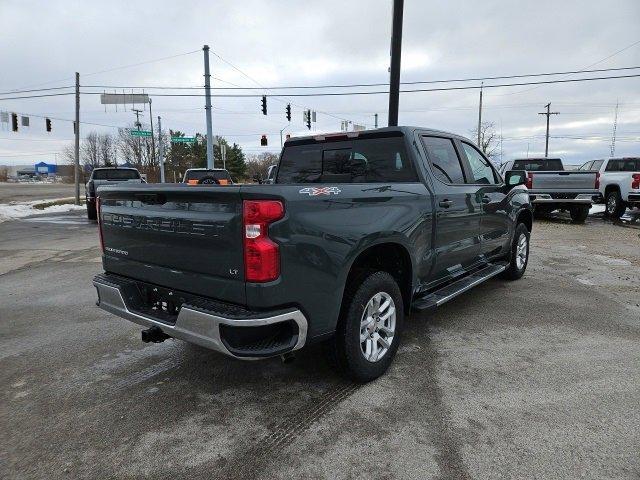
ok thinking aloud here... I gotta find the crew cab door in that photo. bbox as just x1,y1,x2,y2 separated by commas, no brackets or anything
420,135,482,282
457,140,511,259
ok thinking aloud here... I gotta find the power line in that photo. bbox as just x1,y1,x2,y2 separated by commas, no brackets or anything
0,85,75,96
0,92,76,101
81,65,640,91
76,73,640,98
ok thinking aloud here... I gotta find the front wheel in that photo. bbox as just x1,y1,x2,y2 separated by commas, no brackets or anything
326,271,404,383
570,205,589,223
500,223,530,280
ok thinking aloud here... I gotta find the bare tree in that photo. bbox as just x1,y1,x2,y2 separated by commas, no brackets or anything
98,133,117,166
245,152,278,182
82,131,100,169
470,121,500,159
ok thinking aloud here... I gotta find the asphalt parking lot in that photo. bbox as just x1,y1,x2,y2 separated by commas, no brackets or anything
1,208,639,479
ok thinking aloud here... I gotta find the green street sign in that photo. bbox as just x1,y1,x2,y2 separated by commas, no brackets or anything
171,137,196,144
130,130,152,137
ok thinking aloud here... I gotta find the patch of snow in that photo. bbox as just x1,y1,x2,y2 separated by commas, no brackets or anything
0,199,85,224
589,204,606,214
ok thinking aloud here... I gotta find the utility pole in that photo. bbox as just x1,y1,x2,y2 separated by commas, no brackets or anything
74,72,80,205
477,82,483,147
157,116,165,183
203,45,214,169
148,99,156,174
221,143,227,170
374,113,379,128
387,0,404,127
538,103,559,158
610,100,619,157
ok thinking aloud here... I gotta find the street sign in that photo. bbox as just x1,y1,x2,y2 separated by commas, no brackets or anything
130,130,152,137
101,93,150,105
171,137,196,144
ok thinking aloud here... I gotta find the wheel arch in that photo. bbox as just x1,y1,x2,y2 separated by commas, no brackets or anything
516,208,533,232
342,241,414,314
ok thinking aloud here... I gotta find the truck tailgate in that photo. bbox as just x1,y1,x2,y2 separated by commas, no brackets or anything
529,171,597,190
98,185,246,305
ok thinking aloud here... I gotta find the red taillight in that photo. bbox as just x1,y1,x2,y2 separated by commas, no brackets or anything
595,172,600,190
632,173,640,190
243,200,284,282
96,196,105,253
526,172,533,190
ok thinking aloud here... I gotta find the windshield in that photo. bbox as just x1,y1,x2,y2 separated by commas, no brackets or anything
92,169,140,180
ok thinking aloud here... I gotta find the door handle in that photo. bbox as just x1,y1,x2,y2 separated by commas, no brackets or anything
439,199,454,208
481,195,491,204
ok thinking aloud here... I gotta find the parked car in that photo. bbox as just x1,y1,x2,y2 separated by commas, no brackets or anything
93,127,533,382
85,167,142,220
183,168,233,185
578,157,640,218
499,158,599,223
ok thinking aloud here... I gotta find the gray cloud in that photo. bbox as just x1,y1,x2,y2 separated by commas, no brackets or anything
1,0,639,166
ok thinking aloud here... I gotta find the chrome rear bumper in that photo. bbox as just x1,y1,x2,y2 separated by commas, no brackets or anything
93,276,308,359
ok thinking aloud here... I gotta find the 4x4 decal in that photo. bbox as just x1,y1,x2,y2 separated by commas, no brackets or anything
299,187,341,196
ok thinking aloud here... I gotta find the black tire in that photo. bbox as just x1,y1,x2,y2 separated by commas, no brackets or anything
87,201,97,220
500,223,530,281
605,189,625,219
570,205,589,223
325,271,404,383
198,176,220,185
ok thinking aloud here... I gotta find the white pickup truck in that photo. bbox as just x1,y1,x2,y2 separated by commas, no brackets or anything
499,158,599,223
578,157,640,218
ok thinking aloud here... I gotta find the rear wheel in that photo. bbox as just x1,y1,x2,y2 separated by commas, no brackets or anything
500,223,530,281
570,205,589,223
326,271,404,383
605,190,625,219
87,201,97,220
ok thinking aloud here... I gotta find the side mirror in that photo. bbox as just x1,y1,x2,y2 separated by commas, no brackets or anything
504,170,527,188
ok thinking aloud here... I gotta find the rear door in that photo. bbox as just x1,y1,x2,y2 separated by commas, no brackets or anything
420,136,482,282
457,140,511,259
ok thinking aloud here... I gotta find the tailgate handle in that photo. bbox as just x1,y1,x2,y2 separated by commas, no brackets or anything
134,193,167,205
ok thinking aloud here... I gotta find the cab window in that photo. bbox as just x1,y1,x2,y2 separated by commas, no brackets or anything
421,136,466,184
461,142,499,184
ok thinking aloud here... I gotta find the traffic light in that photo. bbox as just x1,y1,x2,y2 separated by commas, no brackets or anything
286,103,291,122
306,109,311,130
11,113,18,132
260,134,268,146
261,95,267,115
45,118,52,132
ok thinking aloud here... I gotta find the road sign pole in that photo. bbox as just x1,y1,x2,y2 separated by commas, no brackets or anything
203,45,214,169
388,0,404,127
74,72,80,206
149,99,157,174
158,116,165,183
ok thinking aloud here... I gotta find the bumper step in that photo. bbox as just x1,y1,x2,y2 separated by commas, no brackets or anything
412,262,507,311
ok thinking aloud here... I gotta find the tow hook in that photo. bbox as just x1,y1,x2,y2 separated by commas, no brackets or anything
141,326,170,343
280,352,296,364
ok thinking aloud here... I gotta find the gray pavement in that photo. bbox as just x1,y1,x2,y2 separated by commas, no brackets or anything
0,182,78,203
1,210,639,479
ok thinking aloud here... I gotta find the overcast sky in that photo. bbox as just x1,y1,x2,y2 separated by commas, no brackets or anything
1,0,639,166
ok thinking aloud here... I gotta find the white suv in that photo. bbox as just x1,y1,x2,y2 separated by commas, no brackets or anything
579,158,640,218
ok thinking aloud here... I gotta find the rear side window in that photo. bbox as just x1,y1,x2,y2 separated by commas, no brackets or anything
276,136,416,183
421,136,466,184
92,169,140,180
606,159,640,172
512,159,563,171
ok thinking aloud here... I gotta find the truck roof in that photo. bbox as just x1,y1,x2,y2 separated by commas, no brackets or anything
285,126,471,145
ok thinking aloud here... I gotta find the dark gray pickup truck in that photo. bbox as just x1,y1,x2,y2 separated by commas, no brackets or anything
93,127,533,382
